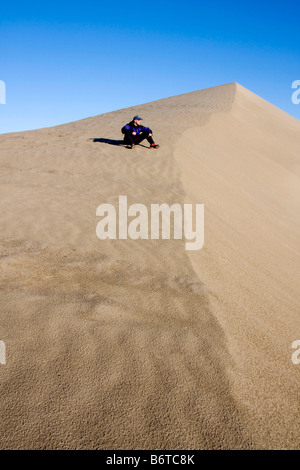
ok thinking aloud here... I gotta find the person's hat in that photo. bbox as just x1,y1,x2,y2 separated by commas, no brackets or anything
133,115,143,120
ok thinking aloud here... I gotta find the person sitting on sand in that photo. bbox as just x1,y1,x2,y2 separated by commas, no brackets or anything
121,116,159,149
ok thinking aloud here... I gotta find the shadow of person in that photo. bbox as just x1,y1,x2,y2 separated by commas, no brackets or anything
90,138,149,149
92,138,125,146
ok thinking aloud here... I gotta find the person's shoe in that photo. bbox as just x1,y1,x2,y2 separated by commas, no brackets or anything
150,143,159,149
126,144,135,149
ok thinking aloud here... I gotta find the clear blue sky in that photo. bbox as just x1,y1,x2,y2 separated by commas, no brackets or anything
1,0,299,134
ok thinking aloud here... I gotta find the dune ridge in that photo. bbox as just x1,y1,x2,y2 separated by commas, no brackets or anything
0,83,299,449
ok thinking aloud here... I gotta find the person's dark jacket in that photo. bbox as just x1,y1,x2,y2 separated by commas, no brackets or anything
121,121,152,136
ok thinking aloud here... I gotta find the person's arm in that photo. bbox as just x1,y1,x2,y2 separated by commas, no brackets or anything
142,126,152,134
121,124,131,134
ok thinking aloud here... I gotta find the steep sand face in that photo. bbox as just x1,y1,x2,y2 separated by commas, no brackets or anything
0,83,299,449
175,84,300,449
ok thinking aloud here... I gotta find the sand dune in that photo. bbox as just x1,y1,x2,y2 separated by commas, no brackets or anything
0,83,299,449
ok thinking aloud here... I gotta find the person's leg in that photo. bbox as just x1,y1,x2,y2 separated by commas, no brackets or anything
123,133,135,147
143,132,159,148
146,135,155,145
136,130,155,146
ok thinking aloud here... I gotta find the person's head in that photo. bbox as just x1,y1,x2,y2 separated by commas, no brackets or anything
133,115,143,125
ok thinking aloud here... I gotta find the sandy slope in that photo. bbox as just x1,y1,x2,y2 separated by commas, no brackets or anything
0,83,299,449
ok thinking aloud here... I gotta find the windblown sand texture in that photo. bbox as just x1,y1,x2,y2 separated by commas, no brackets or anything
0,83,299,449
